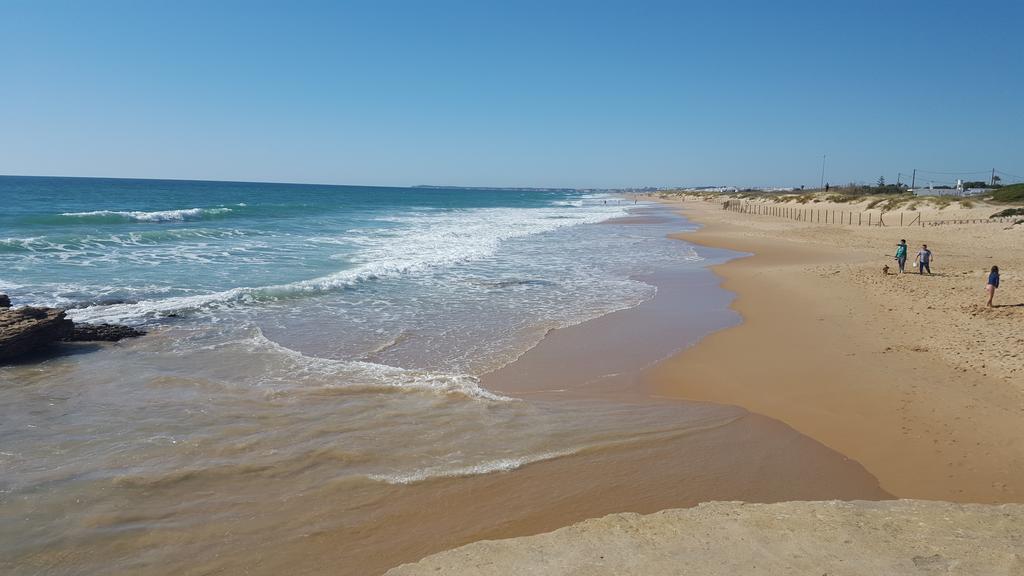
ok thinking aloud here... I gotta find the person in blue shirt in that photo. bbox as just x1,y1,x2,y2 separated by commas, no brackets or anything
986,265,1000,307
894,239,908,273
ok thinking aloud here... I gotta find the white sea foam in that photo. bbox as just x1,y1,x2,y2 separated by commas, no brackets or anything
241,329,512,402
67,202,630,324
59,207,232,222
367,449,576,484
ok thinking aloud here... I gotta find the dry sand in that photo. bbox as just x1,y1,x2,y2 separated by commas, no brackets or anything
386,499,1024,575
643,196,1024,502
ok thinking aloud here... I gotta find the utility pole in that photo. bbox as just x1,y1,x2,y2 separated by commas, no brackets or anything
992,168,996,187
819,155,826,190
897,172,902,186
911,169,916,189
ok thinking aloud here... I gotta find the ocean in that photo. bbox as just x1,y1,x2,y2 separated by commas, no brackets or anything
0,176,751,574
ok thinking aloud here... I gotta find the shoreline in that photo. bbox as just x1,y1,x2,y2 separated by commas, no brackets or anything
641,197,1024,503
173,203,894,576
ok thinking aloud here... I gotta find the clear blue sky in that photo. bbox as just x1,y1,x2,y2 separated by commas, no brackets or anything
2,0,1021,188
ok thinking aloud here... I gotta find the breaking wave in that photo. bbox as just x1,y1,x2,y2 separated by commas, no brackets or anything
56,207,233,223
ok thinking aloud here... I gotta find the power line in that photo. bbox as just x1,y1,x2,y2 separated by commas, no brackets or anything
915,169,992,175
995,169,1024,181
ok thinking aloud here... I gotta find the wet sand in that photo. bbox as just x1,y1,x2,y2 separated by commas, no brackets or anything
164,410,886,576
643,197,1024,502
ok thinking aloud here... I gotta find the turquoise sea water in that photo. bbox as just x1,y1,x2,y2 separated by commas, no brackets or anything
1,176,701,372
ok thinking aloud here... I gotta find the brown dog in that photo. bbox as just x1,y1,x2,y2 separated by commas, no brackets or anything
882,264,890,275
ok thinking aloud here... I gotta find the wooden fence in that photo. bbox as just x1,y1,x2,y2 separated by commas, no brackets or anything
721,200,1018,227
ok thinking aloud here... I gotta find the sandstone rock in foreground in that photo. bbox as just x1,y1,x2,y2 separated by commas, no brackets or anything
386,500,1024,576
0,307,74,362
0,304,146,363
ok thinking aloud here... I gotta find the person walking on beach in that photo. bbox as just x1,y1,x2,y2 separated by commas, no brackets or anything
915,244,933,275
986,266,1000,307
894,239,908,273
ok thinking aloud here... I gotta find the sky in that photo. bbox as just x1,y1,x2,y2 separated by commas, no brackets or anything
2,0,1021,189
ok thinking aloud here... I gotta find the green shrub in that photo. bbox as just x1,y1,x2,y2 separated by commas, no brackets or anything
991,207,1024,218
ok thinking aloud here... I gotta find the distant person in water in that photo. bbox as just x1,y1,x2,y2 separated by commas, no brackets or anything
986,266,1000,307
894,239,908,273
915,244,933,275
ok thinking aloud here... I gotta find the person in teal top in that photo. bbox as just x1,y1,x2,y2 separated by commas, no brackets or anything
894,239,908,273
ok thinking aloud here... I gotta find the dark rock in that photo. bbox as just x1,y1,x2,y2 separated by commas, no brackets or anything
0,307,74,362
65,297,138,310
67,323,146,342
0,294,10,308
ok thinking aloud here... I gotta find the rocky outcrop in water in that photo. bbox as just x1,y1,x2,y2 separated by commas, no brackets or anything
67,323,146,342
0,303,145,363
0,307,75,362
386,500,1024,576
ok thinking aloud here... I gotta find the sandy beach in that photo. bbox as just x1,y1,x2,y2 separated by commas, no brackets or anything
644,196,1024,502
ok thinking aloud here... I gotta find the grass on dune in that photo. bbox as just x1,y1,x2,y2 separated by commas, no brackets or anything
989,183,1024,203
